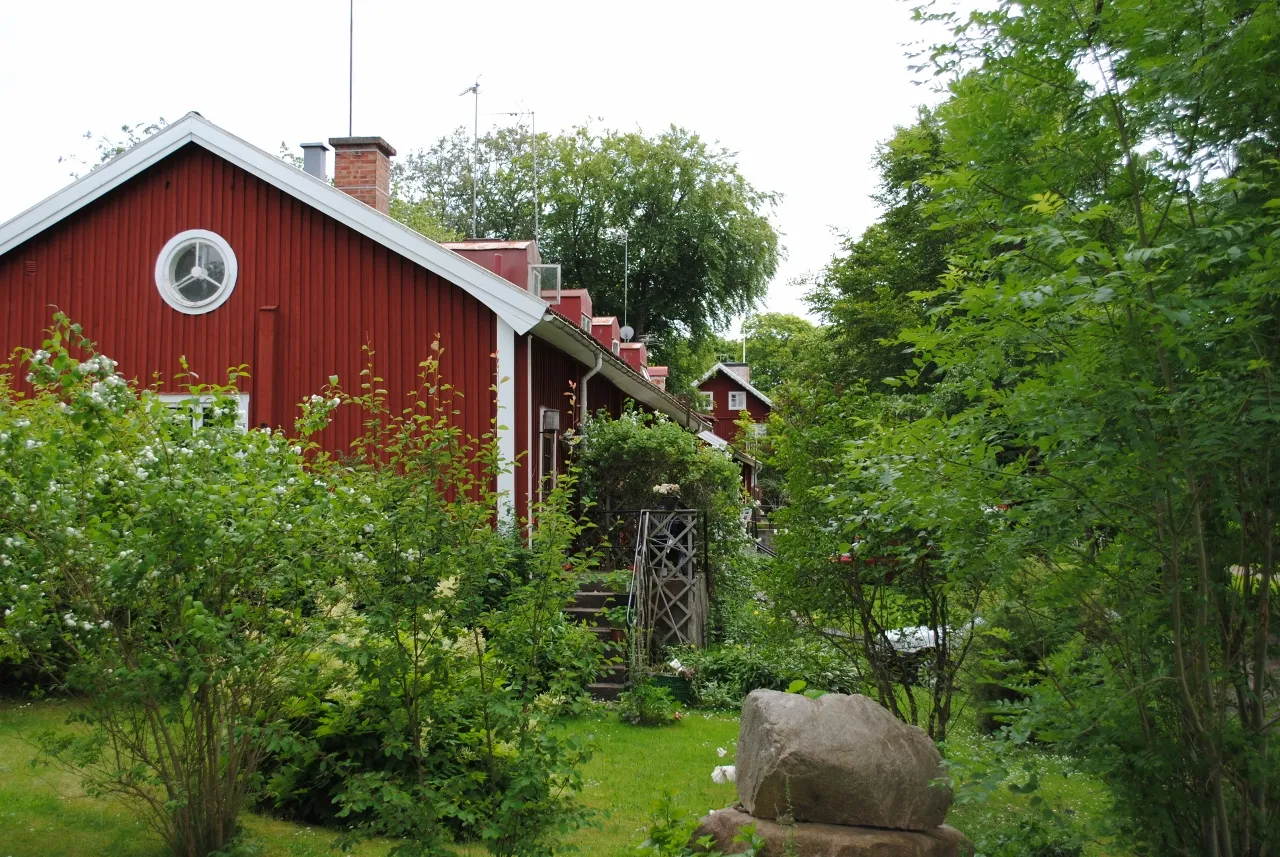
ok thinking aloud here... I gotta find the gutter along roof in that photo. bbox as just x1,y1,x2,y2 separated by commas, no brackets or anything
531,313,711,433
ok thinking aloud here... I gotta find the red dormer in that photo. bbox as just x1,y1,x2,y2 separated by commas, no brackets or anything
439,239,541,289
545,288,593,333
618,341,649,377
647,366,669,391
591,316,621,356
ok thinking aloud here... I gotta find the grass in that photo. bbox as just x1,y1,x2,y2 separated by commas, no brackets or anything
0,697,1128,857
0,700,738,857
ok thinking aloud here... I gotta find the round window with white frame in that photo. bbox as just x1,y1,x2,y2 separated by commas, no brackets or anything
154,229,238,314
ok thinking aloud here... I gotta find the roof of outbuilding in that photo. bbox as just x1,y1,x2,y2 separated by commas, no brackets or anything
0,112,549,334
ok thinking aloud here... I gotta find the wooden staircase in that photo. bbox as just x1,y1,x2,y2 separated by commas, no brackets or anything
565,583,629,701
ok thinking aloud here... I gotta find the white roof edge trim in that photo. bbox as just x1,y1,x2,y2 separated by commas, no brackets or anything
531,316,711,433
696,361,774,408
0,112,548,335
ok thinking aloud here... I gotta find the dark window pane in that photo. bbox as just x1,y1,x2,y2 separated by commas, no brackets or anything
178,278,220,303
171,245,197,282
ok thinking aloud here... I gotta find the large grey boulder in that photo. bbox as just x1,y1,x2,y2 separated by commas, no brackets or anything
692,808,972,857
736,690,951,831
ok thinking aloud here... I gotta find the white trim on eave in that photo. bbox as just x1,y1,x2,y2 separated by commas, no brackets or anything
0,112,549,335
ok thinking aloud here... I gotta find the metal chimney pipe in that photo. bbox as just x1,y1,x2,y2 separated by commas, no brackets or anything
300,142,332,181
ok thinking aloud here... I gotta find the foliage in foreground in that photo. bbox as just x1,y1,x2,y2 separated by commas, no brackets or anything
768,1,1280,853
0,318,602,857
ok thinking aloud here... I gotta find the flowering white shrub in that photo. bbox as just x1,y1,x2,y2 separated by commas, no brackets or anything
0,316,342,857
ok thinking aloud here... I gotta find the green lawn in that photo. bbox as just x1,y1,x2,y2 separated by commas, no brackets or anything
0,699,1127,857
0,700,739,857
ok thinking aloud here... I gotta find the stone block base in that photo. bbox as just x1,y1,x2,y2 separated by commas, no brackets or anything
692,808,973,857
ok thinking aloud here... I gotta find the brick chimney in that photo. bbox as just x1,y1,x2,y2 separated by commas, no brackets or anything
329,136,396,214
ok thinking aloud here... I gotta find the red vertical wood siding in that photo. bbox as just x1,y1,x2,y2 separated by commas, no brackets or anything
700,372,770,443
0,143,497,458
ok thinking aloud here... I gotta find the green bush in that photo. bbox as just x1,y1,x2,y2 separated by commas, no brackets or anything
616,683,683,726
0,318,339,857
574,411,750,640
1,319,605,857
671,642,866,710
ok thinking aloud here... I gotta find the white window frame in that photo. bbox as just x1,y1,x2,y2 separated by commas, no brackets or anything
698,391,714,412
728,391,747,411
154,229,239,315
580,313,592,333
750,422,767,438
157,393,250,431
611,339,620,356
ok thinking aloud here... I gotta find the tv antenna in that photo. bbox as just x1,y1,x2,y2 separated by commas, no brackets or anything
458,77,481,238
347,0,354,135
495,108,539,243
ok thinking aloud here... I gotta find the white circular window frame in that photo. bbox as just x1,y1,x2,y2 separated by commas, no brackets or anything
154,229,239,315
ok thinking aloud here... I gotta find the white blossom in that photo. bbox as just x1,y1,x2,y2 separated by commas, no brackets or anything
711,765,736,784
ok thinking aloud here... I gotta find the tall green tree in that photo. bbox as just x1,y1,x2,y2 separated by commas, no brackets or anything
806,112,956,389
392,125,782,345
741,312,820,393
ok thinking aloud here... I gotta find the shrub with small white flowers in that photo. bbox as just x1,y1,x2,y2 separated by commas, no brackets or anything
0,316,341,857
263,347,602,857
1,320,603,857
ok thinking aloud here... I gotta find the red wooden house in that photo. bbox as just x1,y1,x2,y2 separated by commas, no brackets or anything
696,361,772,498
0,112,708,524
697,361,771,443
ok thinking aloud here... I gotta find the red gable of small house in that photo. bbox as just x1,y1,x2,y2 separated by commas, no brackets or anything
697,362,772,444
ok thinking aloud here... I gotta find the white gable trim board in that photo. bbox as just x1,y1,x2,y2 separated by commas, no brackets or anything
0,113,549,335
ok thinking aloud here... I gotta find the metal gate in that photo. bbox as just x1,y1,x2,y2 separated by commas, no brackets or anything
628,509,707,670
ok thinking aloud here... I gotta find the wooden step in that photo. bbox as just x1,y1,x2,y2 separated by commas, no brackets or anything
588,681,626,702
564,606,613,627
571,589,617,611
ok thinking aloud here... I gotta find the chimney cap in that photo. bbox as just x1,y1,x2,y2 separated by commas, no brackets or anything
300,141,332,152
328,136,397,157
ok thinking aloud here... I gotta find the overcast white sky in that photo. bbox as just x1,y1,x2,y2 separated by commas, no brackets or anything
0,0,952,332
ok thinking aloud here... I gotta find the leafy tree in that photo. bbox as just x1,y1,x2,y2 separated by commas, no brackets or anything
393,124,782,345
59,119,168,178
768,3,1280,853
740,312,819,393
806,112,956,390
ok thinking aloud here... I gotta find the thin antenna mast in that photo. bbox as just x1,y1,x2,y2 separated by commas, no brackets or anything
531,110,538,243
347,0,354,135
458,78,481,238
495,109,540,243
622,230,629,328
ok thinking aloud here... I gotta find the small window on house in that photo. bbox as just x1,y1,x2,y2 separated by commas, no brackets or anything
580,314,592,333
750,422,767,438
538,407,559,503
157,393,250,431
698,391,714,412
154,230,239,315
728,391,747,411
611,340,620,356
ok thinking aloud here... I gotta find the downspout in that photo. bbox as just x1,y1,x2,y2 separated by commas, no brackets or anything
580,352,603,425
